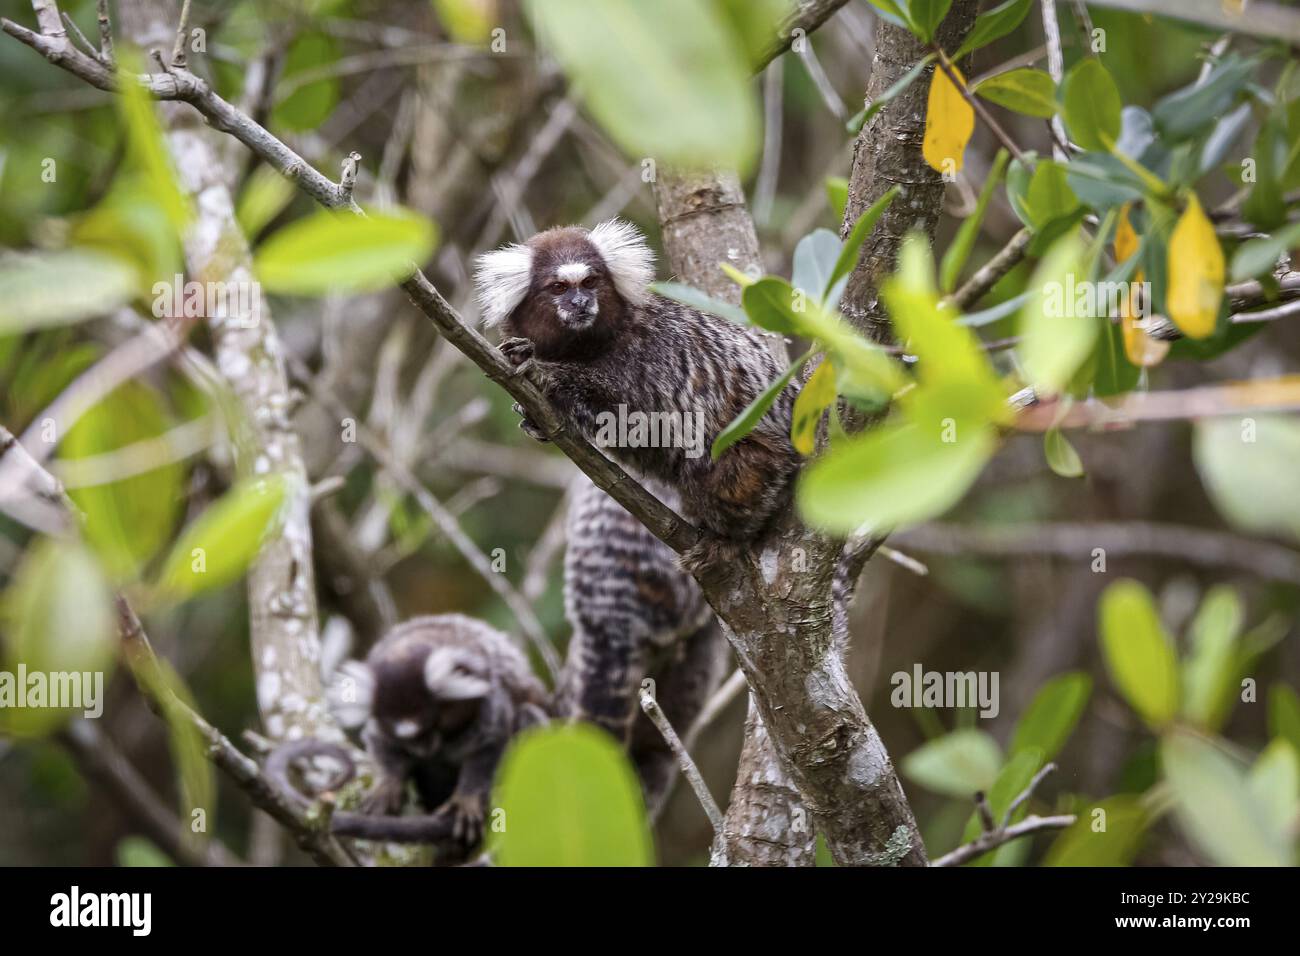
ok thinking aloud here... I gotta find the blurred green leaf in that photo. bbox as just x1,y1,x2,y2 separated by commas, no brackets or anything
953,0,1033,60
826,177,849,221
1098,579,1179,729
154,473,289,602
1161,731,1289,866
1043,428,1084,478
791,229,841,303
526,0,758,171
1270,684,1300,758
1194,416,1300,544
1044,795,1147,866
1181,586,1242,730
255,208,436,295
0,251,136,335
973,68,1056,118
1249,738,1299,838
908,0,953,43
115,48,190,231
957,746,1043,866
490,723,653,866
271,33,341,132
61,383,184,581
901,728,1002,798
1010,672,1092,761
236,165,298,239
940,150,1008,294
1151,54,1255,140
741,276,804,335
432,0,495,44
1062,60,1122,152
115,836,174,867
1,540,115,737
1016,233,1096,393
1230,221,1300,283
798,400,996,534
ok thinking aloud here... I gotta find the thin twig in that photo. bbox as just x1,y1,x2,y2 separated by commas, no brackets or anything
1040,0,1069,162
931,762,1074,867
683,667,748,752
170,0,191,68
947,227,1032,309
639,687,725,838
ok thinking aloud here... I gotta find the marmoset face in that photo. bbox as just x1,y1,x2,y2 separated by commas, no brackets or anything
369,644,488,757
537,257,607,330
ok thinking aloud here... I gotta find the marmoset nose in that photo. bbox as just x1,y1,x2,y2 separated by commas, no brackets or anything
570,291,592,311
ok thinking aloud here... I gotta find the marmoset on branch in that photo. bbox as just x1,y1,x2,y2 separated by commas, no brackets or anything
474,219,798,544
329,614,549,850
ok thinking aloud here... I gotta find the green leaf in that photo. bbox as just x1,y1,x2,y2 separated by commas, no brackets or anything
1229,220,1300,283
1097,579,1180,729
1044,795,1148,866
0,540,115,737
901,729,1002,798
798,402,997,534
740,276,804,335
490,723,652,866
236,165,298,239
791,358,837,456
1194,416,1300,543
1024,160,1081,229
1062,59,1122,152
791,229,841,303
271,33,341,132
973,68,1056,118
863,0,912,32
61,382,185,581
845,55,934,135
953,0,1033,60
885,235,1005,415
0,250,136,335
526,0,757,171
115,49,190,231
941,150,1008,294
116,836,175,867
1161,731,1289,866
1043,428,1084,478
908,0,953,43
651,281,749,327
154,474,290,602
255,208,436,295
1016,233,1096,393
1249,738,1299,837
1152,54,1256,140
1270,684,1300,758
1010,673,1092,761
712,350,812,460
826,177,848,221
829,187,900,297
956,747,1043,866
1181,587,1243,730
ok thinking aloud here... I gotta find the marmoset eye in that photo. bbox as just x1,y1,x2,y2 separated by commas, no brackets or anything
581,276,597,289
549,281,566,294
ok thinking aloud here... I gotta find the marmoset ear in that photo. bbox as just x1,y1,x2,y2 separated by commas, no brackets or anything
423,648,492,701
587,219,655,306
473,243,533,327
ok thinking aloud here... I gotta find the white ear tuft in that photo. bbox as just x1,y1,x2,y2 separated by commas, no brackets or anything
473,244,533,327
423,648,492,701
588,219,654,306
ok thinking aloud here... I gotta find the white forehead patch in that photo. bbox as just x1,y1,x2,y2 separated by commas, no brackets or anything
473,244,533,327
587,219,654,306
393,719,421,739
423,648,492,701
557,262,591,282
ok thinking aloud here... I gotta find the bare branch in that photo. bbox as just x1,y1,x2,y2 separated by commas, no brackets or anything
931,763,1074,867
947,227,1032,309
755,0,852,72
639,687,725,841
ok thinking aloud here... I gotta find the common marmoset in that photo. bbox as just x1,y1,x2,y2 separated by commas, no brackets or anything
331,614,549,848
559,474,729,817
474,219,798,543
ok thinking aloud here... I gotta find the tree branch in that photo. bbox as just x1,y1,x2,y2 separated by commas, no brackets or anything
930,763,1075,867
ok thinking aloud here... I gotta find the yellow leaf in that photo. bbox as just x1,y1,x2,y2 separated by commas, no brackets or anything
791,358,838,456
1167,194,1224,340
1114,203,1139,263
923,66,974,175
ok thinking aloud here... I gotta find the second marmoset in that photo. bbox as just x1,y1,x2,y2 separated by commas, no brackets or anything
474,219,798,542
